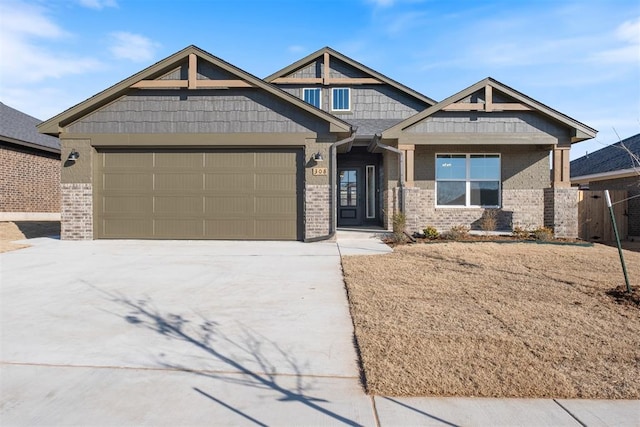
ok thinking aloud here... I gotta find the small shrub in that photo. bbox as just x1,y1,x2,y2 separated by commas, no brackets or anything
444,225,470,240
479,209,499,231
423,226,439,240
512,226,530,239
532,226,554,241
392,211,407,243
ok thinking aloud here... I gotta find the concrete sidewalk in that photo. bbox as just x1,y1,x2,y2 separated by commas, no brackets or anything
1,236,638,426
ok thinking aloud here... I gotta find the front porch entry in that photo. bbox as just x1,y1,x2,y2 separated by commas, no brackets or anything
337,147,382,227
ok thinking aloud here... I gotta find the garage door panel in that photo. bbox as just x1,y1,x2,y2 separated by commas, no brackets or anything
103,152,153,169
204,174,253,191
103,173,153,191
204,196,253,215
154,219,204,238
103,196,153,215
103,219,153,237
154,196,203,215
154,173,203,191
255,196,297,215
204,220,253,239
154,152,203,168
255,151,297,169
254,220,297,239
96,149,301,240
205,152,254,168
255,174,297,192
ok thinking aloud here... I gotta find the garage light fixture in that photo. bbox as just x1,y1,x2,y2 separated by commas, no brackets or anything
67,149,80,162
312,152,324,162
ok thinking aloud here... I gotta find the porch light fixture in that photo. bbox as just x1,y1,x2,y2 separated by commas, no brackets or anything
67,149,80,162
312,152,324,162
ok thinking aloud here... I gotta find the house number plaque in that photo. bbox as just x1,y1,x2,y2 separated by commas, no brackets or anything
312,167,328,176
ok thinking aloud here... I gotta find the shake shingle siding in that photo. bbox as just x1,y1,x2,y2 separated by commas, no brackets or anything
68,89,330,134
407,111,570,138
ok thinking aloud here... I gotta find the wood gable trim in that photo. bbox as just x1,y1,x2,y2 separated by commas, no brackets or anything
265,47,437,105
382,77,597,143
38,45,352,135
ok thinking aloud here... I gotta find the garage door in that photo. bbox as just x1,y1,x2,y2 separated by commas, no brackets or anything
94,149,302,240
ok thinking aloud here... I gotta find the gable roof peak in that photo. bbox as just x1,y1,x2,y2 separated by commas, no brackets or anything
38,44,352,135
264,46,436,106
382,76,597,142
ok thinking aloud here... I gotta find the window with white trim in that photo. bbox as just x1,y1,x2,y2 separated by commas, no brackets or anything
435,154,500,207
331,87,350,111
303,88,321,108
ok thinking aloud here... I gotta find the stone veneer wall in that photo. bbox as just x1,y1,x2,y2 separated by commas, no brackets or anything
305,184,330,240
544,187,578,238
61,183,93,240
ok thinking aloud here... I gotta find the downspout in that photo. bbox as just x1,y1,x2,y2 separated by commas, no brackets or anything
304,127,357,243
372,133,405,214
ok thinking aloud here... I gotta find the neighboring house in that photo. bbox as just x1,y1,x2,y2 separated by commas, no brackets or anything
571,133,640,237
1,102,61,220
38,45,596,241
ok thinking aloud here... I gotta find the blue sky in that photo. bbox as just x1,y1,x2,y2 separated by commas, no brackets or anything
0,0,638,159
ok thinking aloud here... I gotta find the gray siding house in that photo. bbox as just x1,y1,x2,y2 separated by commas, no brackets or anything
39,45,596,241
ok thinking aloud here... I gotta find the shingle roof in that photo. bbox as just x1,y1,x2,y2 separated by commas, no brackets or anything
571,133,640,178
0,102,60,152
346,118,404,138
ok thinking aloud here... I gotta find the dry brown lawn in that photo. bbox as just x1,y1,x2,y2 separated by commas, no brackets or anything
0,221,60,253
341,242,640,399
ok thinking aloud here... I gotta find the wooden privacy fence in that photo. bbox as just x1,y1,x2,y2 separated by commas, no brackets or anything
578,190,628,241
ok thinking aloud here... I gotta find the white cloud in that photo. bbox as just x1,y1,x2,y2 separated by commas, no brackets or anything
590,17,640,65
108,32,159,62
366,0,395,7
77,0,118,10
385,11,427,35
0,1,101,84
287,45,306,54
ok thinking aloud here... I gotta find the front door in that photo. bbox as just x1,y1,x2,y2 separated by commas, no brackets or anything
338,168,362,226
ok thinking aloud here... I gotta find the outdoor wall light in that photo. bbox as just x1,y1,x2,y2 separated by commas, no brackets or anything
67,149,80,162
312,152,324,162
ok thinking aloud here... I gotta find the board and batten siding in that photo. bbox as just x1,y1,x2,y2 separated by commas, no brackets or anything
67,89,331,134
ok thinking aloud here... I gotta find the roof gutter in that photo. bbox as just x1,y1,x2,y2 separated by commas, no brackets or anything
304,127,358,243
371,133,405,213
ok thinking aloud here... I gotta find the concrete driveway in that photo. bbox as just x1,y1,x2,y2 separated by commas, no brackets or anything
1,238,373,426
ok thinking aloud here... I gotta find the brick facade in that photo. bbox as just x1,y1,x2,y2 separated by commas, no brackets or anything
544,187,578,238
0,145,60,213
61,183,93,240
395,187,547,234
304,184,330,240
502,189,545,230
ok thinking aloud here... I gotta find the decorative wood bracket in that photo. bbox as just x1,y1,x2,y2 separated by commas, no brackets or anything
443,85,532,112
130,54,253,89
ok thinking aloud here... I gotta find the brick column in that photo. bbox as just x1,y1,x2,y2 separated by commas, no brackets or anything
305,184,330,240
61,183,93,240
544,187,578,238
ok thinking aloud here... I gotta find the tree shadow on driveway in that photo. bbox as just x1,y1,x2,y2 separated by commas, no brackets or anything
98,287,363,426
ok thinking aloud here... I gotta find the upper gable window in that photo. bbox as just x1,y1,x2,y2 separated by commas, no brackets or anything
332,88,350,111
303,88,322,108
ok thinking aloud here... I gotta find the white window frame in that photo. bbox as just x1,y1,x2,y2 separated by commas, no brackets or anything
331,87,351,111
302,88,322,109
435,153,501,208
